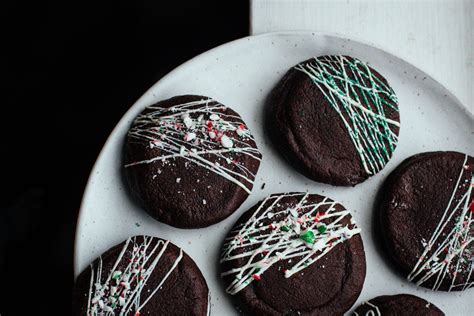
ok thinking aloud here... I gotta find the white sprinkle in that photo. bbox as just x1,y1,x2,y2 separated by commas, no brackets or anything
176,178,181,183
180,146,186,155
203,199,207,205
91,296,100,304
209,131,217,139
119,296,126,306
289,208,298,218
181,113,194,128
157,169,162,174
267,212,274,219
152,175,157,179
210,114,220,121
185,132,196,142
221,135,234,148
197,114,204,123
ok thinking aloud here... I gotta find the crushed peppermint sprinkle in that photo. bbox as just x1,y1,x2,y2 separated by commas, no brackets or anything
86,237,185,314
126,98,261,194
181,113,194,128
221,135,233,148
221,193,361,295
184,132,196,142
209,114,220,121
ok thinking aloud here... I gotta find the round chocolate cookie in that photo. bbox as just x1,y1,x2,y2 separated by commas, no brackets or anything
124,95,262,228
266,55,400,186
352,294,444,315
73,236,209,315
379,151,474,291
220,192,366,315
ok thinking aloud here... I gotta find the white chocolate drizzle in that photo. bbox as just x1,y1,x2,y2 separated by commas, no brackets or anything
295,55,399,175
85,236,187,315
125,98,261,194
407,154,474,291
220,192,361,295
353,300,381,316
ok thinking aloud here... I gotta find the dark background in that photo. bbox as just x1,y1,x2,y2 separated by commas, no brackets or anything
1,1,248,313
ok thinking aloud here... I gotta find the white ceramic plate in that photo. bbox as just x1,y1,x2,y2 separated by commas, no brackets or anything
74,32,474,315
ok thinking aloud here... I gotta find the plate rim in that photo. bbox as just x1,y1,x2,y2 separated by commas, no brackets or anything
73,30,473,277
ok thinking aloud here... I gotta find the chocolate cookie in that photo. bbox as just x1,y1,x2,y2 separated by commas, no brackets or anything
379,151,474,291
220,192,366,315
352,294,444,315
73,236,209,315
124,95,262,228
266,55,400,186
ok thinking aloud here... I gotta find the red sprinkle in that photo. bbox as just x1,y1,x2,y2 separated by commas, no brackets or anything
252,274,261,281
469,201,474,212
314,212,324,222
268,224,275,230
239,123,245,129
207,121,213,129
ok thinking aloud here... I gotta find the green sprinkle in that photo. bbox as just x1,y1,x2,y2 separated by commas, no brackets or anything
300,230,315,244
281,225,290,232
317,225,327,234
112,271,122,280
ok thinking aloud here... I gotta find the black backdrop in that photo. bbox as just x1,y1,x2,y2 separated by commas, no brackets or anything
1,1,248,313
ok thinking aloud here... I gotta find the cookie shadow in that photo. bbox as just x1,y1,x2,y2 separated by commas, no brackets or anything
371,175,410,282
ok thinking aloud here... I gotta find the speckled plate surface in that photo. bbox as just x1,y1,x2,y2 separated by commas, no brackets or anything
74,32,474,315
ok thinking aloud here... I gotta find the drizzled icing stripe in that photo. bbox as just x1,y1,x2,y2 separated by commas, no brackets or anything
125,98,261,194
353,301,381,316
220,192,361,295
407,155,474,291
86,236,185,315
295,55,399,175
